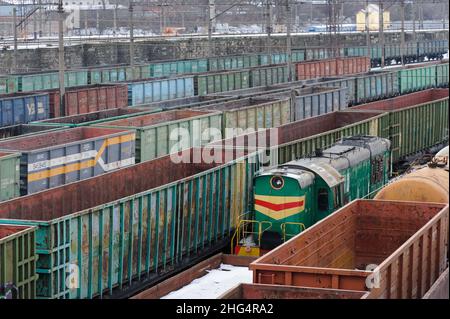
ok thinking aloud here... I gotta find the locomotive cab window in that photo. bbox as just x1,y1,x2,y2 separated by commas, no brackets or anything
318,188,329,211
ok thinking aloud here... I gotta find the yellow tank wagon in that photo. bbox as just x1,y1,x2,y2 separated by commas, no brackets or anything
375,146,449,204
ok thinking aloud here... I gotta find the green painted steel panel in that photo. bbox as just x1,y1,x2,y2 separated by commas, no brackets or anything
195,70,250,96
436,63,449,87
95,112,223,162
0,150,259,299
274,113,388,165
399,65,437,94
0,224,38,299
0,76,20,94
388,97,449,162
151,59,208,77
0,152,20,202
250,65,289,87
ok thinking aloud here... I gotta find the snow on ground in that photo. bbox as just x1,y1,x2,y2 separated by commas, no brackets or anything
161,264,252,299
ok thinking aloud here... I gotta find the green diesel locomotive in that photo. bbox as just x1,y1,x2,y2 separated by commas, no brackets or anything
233,136,391,256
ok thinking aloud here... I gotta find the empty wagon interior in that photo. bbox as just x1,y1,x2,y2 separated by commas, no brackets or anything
0,147,250,222
197,97,284,111
0,225,30,240
0,124,58,139
256,200,444,270
98,109,214,127
0,127,130,151
39,108,151,124
352,88,449,112
206,110,383,150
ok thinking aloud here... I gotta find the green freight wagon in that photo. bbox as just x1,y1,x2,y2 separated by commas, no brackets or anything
225,110,389,166
0,147,260,299
436,63,449,87
95,110,223,162
151,59,208,78
208,54,259,71
20,70,89,92
250,64,289,87
196,97,291,139
0,152,20,202
0,224,38,299
195,70,250,96
398,64,437,94
352,89,449,162
0,76,20,95
258,51,305,65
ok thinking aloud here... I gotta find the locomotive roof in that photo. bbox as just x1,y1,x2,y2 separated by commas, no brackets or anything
255,136,390,189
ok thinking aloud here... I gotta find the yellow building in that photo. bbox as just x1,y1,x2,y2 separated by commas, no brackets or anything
356,4,390,31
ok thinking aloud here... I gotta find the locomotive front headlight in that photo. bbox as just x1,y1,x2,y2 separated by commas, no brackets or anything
270,176,284,190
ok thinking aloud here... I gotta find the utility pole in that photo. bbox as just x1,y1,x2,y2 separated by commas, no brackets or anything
412,0,416,42
208,0,216,58
38,0,43,37
114,3,118,32
33,0,37,39
58,0,66,117
379,0,385,67
13,7,18,73
129,1,135,79
286,0,293,81
265,0,272,64
443,0,447,29
419,0,424,30
365,0,371,63
400,0,405,66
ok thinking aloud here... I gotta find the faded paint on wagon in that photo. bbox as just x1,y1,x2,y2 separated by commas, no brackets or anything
196,98,291,138
352,89,449,161
250,200,449,298
48,84,129,118
0,148,260,299
0,224,38,299
195,70,250,96
128,76,195,106
95,110,222,162
0,127,136,195
0,152,20,202
0,93,50,127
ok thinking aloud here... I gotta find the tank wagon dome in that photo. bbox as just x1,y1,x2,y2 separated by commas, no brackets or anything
375,145,449,204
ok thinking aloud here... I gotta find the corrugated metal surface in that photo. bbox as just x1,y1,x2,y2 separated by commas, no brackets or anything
208,55,259,71
290,86,348,121
151,59,208,77
0,147,260,299
21,70,89,92
196,97,291,138
296,57,370,80
250,64,289,87
95,110,222,162
0,93,50,127
351,89,449,161
214,111,388,166
128,76,195,106
250,200,448,298
0,224,38,299
0,76,20,95
0,127,136,195
355,71,399,104
48,84,129,118
0,152,20,202
436,63,449,88
195,70,250,96
398,64,437,94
